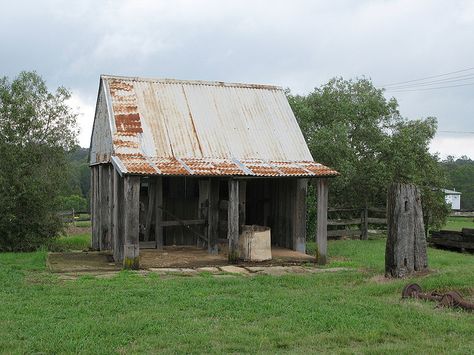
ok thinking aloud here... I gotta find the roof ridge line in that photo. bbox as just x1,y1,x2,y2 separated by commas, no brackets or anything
100,74,283,90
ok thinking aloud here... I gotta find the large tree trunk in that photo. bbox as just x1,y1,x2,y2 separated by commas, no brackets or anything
385,183,428,277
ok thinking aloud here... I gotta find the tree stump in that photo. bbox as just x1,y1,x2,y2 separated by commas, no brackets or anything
385,183,428,277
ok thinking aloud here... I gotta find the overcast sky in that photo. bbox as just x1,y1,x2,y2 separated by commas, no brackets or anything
1,0,473,158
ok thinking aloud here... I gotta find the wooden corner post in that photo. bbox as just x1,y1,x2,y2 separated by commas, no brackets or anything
208,178,219,254
228,179,239,262
198,179,210,249
316,178,328,265
155,177,163,250
123,175,141,269
112,169,124,262
91,165,100,250
293,179,308,253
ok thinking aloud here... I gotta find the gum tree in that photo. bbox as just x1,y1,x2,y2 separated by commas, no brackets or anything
0,71,78,251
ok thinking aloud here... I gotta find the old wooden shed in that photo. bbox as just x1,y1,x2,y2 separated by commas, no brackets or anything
89,75,338,268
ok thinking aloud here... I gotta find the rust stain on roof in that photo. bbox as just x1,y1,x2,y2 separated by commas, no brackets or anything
154,158,189,175
115,153,157,175
115,113,143,135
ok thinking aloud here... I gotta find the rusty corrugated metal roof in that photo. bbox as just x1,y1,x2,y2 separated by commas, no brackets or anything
99,75,338,177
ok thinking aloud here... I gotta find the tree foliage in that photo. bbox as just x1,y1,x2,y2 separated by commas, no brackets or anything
62,146,91,205
58,194,88,212
0,71,78,251
288,77,449,232
441,156,474,210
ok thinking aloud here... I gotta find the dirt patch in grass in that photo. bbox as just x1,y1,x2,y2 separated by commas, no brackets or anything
64,225,91,236
47,252,120,273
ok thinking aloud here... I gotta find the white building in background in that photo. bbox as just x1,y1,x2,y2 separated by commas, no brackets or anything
442,189,462,210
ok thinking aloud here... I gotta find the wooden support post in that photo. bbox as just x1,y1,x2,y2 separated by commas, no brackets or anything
208,178,219,254
91,166,100,250
198,180,210,249
263,180,270,226
239,180,247,230
113,169,124,262
228,179,239,262
316,178,328,265
293,179,308,253
123,175,140,269
108,165,114,252
99,165,112,250
144,179,156,242
361,206,368,240
155,177,163,250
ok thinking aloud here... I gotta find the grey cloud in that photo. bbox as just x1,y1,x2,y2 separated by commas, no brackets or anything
0,0,472,156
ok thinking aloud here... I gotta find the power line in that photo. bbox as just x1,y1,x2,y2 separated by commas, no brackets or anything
383,73,474,90
438,130,474,134
379,66,474,87
386,81,474,92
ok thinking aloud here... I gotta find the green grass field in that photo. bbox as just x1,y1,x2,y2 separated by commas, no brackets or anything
1,237,473,354
442,216,474,231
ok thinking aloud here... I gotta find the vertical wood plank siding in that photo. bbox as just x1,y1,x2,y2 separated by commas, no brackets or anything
123,175,141,269
292,179,307,252
91,166,100,250
228,179,239,262
155,177,164,250
208,178,219,254
316,178,329,265
113,169,124,262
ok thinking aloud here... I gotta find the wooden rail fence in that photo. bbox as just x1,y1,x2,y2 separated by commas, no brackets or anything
327,207,387,239
58,210,91,224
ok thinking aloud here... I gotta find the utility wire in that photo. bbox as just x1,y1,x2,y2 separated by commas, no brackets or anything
386,81,474,92
438,130,474,134
379,66,474,87
383,73,474,90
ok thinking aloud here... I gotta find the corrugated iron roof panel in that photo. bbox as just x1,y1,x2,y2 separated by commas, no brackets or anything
153,157,190,176
115,153,158,175
99,75,338,177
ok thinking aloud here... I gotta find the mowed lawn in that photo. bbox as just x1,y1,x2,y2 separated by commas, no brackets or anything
442,216,474,231
1,238,473,354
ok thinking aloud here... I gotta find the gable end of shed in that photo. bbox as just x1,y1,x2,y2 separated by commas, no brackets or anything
90,79,114,165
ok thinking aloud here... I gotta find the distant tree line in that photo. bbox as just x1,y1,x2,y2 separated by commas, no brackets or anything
441,156,474,210
59,146,90,212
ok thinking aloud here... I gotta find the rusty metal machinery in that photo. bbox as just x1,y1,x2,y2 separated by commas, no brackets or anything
402,283,474,312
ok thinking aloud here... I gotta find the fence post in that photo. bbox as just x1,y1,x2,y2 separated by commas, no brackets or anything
361,206,368,240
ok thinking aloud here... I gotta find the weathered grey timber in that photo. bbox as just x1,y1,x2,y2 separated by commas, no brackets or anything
430,228,474,251
316,178,328,265
108,165,114,252
99,165,112,250
91,166,100,250
155,177,163,250
208,178,219,254
112,169,124,262
326,207,387,239
385,183,428,278
228,179,239,262
123,176,140,269
198,180,210,249
239,180,247,229
144,179,156,242
361,205,369,240
292,179,307,253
